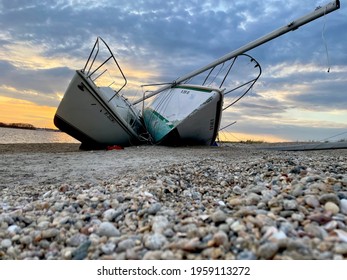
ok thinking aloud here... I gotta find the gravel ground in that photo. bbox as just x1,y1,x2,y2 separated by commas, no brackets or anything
0,143,347,260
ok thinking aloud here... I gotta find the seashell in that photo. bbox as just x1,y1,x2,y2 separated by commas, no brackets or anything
262,226,278,241
333,230,347,243
323,220,338,231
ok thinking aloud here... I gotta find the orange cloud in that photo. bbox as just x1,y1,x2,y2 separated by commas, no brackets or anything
0,41,83,70
0,96,57,129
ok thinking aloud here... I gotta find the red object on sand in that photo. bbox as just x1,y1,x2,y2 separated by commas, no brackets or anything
106,145,124,151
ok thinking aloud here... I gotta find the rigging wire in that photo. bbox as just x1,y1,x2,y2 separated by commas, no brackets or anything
220,57,237,89
319,130,347,142
322,6,331,73
205,62,226,87
302,129,347,151
219,121,237,131
217,130,242,143
202,66,216,86
222,58,262,111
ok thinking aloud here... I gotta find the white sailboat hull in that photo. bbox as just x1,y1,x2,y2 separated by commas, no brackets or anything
54,71,145,149
143,85,223,146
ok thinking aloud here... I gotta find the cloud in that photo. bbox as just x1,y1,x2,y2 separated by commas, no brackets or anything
0,60,73,106
1,0,344,73
0,0,346,139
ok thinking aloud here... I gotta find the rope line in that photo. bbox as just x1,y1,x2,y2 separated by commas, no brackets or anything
322,7,331,73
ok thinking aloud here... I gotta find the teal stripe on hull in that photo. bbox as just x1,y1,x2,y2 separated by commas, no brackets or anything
143,108,175,143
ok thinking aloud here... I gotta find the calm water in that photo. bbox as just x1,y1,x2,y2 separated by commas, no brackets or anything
0,127,80,144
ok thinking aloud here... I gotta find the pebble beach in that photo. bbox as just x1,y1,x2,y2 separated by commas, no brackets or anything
1,143,347,260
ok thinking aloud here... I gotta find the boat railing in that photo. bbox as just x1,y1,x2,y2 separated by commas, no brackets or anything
182,53,262,109
220,54,262,111
82,37,127,102
139,53,262,112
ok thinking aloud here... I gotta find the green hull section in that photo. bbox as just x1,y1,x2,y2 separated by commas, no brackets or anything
143,108,175,143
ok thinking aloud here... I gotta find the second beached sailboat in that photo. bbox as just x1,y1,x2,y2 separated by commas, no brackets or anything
134,0,340,146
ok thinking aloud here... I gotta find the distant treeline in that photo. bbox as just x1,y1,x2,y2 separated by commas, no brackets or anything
0,122,59,132
0,122,36,130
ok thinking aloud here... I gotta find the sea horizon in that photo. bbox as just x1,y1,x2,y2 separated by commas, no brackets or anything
0,126,80,144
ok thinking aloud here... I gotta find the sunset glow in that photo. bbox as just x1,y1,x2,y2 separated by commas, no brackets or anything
0,1,345,142
217,131,288,143
0,96,57,129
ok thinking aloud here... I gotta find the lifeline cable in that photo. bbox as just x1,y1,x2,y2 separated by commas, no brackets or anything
322,6,331,72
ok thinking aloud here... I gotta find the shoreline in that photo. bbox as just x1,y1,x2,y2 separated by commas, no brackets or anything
0,143,81,154
1,143,347,260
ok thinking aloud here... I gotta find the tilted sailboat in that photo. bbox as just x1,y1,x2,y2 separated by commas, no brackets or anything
135,0,340,146
54,1,340,148
54,37,148,149
140,54,261,146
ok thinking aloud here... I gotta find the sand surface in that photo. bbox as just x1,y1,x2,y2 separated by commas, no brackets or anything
1,142,346,188
1,143,257,187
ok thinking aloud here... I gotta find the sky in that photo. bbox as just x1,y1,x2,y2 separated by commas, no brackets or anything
0,0,346,142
